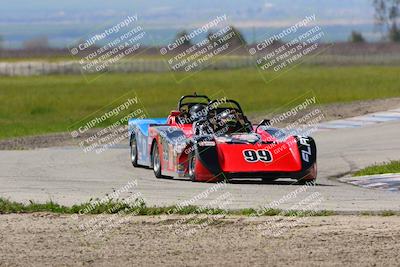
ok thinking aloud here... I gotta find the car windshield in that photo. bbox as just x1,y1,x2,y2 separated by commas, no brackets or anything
191,101,252,136
208,107,250,135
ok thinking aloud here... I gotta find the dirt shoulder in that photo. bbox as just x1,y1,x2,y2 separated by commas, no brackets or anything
1,97,400,150
0,128,101,150
0,214,399,266
250,97,400,123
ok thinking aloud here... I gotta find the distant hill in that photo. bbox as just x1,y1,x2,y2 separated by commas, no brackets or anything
0,0,378,48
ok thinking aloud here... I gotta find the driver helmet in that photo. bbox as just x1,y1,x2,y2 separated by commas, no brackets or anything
218,109,239,133
189,104,207,122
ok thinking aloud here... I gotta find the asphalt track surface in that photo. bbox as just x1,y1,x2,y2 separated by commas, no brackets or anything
1,120,400,212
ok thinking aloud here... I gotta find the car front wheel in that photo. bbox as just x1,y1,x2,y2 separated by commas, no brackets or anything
130,135,139,167
188,152,197,182
152,143,163,178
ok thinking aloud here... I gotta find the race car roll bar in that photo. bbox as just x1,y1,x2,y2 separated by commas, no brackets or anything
207,99,244,114
178,94,211,110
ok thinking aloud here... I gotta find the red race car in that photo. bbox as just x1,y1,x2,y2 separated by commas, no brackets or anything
128,94,317,183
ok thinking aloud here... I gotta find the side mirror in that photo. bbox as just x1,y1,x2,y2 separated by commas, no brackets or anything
255,119,271,132
259,119,271,126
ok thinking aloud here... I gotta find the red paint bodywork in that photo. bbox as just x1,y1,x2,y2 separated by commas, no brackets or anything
216,138,302,173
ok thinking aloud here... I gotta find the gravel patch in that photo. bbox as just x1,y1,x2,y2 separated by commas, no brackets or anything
0,214,399,266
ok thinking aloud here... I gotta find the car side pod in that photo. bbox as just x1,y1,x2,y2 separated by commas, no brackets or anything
192,137,224,182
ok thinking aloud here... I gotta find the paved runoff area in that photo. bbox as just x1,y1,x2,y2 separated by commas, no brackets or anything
1,112,400,212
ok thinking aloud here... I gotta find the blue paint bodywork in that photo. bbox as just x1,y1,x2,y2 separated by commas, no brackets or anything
128,118,167,166
128,118,167,136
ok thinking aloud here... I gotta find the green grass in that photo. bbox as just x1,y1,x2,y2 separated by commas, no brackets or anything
2,197,399,216
359,210,398,216
380,210,397,216
0,66,400,139
0,197,335,217
354,160,400,176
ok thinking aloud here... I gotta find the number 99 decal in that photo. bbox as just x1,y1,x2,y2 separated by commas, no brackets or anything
243,149,273,163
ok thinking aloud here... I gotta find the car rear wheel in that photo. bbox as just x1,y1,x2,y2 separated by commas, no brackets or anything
152,143,163,178
130,135,139,167
188,153,197,182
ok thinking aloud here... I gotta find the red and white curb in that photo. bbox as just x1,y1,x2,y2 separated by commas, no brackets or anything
339,173,400,192
317,108,400,130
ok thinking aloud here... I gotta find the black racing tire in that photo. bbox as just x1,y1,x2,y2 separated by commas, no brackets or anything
130,134,139,167
152,142,163,178
262,178,278,183
188,152,197,182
